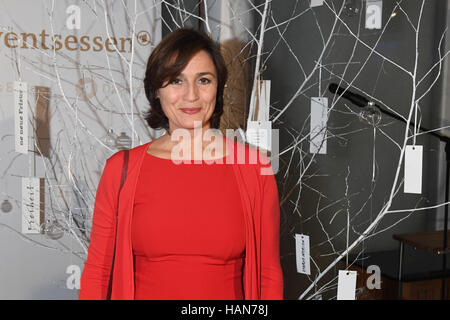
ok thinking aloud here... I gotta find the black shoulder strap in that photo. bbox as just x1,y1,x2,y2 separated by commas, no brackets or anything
106,149,129,300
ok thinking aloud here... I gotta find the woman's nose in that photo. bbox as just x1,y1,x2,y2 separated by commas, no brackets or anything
184,82,199,102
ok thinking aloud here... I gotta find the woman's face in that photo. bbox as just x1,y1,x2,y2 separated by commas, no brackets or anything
157,50,218,133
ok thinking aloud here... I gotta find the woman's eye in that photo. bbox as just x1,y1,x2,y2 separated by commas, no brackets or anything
199,78,211,84
169,79,182,85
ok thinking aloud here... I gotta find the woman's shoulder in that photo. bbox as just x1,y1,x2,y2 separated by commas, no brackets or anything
106,142,150,165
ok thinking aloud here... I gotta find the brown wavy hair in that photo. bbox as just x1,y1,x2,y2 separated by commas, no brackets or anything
143,28,228,131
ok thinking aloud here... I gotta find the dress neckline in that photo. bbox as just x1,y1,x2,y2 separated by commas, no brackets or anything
145,135,230,163
146,152,228,163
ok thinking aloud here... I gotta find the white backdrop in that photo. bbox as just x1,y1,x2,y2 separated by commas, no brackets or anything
0,0,161,299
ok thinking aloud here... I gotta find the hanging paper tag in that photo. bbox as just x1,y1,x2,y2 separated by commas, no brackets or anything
295,234,311,275
246,120,272,152
14,81,28,154
404,145,423,194
247,79,271,152
236,126,246,144
337,270,357,300
310,97,328,154
366,0,382,30
310,0,324,7
22,177,42,234
256,80,270,122
249,80,271,123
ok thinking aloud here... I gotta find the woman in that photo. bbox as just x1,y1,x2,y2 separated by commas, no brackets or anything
79,28,283,300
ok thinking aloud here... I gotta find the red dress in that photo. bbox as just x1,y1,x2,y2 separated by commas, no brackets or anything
131,152,246,300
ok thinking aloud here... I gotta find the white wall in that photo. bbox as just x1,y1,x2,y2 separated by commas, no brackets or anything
0,0,161,299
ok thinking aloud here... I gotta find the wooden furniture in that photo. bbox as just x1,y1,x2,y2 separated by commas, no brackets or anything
345,247,450,300
393,230,450,300
393,230,450,255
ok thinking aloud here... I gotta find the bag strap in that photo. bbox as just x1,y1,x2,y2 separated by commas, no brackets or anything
106,149,129,300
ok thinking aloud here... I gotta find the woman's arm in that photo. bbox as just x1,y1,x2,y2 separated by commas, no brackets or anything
78,152,123,299
259,156,284,300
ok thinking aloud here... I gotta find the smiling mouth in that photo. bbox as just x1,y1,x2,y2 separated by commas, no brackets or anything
180,108,201,114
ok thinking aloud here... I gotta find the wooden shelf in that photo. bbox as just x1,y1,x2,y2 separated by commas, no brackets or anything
393,230,450,255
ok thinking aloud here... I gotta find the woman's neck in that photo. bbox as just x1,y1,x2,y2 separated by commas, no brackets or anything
161,125,226,160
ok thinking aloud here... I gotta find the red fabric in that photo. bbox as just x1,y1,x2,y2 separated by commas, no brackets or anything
79,136,283,300
132,154,245,299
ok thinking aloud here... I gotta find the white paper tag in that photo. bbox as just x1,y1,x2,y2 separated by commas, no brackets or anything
310,97,328,154
337,270,357,300
310,0,324,7
366,0,382,29
295,234,311,275
235,126,247,144
14,81,28,154
249,80,271,123
22,177,42,234
404,145,423,194
256,80,270,122
246,120,272,152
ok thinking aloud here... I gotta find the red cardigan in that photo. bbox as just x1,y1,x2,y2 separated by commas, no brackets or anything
79,136,283,299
